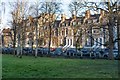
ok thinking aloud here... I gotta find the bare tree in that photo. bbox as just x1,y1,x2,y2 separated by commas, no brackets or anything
94,0,119,60
68,0,86,56
40,1,62,56
27,0,42,58
26,0,62,57
78,0,119,60
68,0,84,16
9,0,31,58
68,0,119,59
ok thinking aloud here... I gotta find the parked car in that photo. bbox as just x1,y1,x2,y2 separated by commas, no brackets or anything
92,48,105,58
37,48,52,56
52,48,63,56
22,48,29,55
2,47,14,54
64,48,80,57
42,48,49,55
37,48,43,56
22,47,35,56
102,49,118,59
80,47,95,58
50,48,56,52
37,47,58,56
2,48,7,54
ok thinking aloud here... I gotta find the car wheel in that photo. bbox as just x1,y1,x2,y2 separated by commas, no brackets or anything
104,55,108,58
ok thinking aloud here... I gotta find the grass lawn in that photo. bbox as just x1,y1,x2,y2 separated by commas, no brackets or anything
2,54,119,78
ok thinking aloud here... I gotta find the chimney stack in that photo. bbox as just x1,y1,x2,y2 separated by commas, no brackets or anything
72,14,76,20
84,10,90,23
86,10,90,18
100,9,105,17
61,14,66,22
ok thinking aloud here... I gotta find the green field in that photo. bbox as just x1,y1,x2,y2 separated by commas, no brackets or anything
2,54,119,78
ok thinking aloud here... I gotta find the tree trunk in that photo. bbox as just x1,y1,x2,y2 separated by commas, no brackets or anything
108,16,114,60
75,38,77,57
118,25,120,60
13,24,16,56
17,31,21,57
48,24,52,56
2,35,4,48
35,21,38,58
20,23,24,58
89,25,93,58
117,14,120,60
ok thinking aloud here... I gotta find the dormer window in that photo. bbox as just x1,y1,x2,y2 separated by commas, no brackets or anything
62,23,65,26
66,28,68,35
66,22,68,26
60,23,62,27
44,26,47,30
78,22,81,25
54,23,57,27
73,21,76,26
88,20,92,23
93,19,97,23
68,22,70,26
64,23,66,26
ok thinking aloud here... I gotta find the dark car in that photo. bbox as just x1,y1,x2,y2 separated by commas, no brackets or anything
43,48,49,55
92,48,105,58
64,48,80,57
22,47,35,56
80,47,95,58
22,48,29,55
102,49,118,59
2,47,14,54
37,48,44,56
53,48,63,56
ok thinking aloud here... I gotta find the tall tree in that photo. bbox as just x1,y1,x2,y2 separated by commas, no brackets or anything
28,0,42,58
68,0,119,59
83,0,119,60
99,0,118,60
68,0,84,16
9,0,31,58
116,2,120,60
68,0,85,56
40,1,62,55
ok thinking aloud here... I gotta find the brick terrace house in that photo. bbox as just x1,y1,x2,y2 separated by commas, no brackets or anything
20,9,109,49
6,9,110,49
2,28,13,47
